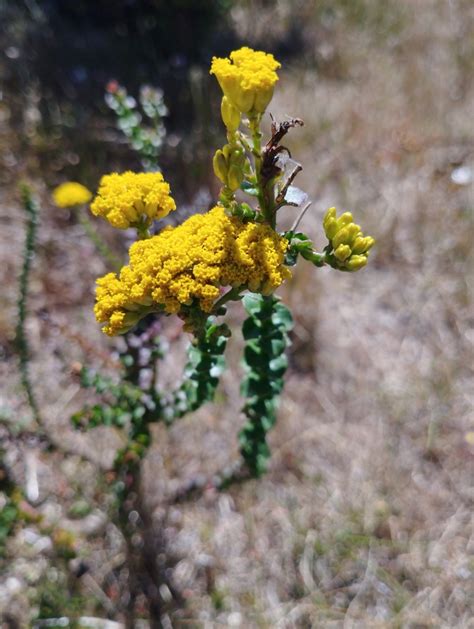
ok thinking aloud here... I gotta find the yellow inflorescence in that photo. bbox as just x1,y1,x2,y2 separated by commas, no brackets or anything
323,207,375,271
95,206,291,335
210,47,281,114
52,182,92,208
90,171,176,230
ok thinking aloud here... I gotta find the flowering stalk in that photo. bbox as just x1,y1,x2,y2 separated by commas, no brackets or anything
75,47,375,482
57,45,377,622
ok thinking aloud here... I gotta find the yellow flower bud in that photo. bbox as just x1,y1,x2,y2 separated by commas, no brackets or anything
332,223,361,249
230,147,245,167
345,255,368,271
324,207,374,272
352,235,375,255
227,164,244,191
335,212,354,230
222,143,232,160
221,96,241,132
324,218,339,240
213,149,228,184
323,207,336,231
334,244,351,261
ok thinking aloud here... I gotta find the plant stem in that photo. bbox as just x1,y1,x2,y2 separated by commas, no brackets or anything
249,114,276,228
212,286,242,313
136,222,151,240
16,185,42,426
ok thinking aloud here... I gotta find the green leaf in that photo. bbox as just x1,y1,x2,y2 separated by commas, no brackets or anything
269,354,288,376
242,317,262,340
272,303,294,332
242,292,264,315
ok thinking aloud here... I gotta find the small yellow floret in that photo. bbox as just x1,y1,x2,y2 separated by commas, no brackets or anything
95,206,291,335
90,171,176,230
52,182,92,208
210,47,281,114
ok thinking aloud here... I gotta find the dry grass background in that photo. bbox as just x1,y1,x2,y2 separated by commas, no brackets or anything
1,0,473,626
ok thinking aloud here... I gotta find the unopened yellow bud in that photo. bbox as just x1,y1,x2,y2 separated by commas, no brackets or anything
229,147,245,169
323,207,336,230
221,96,241,132
332,223,361,249
324,218,339,240
334,244,351,261
352,235,375,255
227,164,244,191
213,149,228,184
324,207,374,272
336,212,354,230
345,255,368,271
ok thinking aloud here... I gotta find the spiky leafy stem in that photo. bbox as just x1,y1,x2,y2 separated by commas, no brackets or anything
16,185,41,425
239,293,293,476
73,318,229,439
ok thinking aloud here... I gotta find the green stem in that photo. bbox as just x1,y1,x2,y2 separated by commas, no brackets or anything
16,184,42,425
212,286,242,313
79,209,122,271
237,131,258,158
136,222,151,240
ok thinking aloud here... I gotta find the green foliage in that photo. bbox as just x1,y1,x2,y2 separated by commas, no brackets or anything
0,499,19,555
72,318,229,464
284,231,326,267
71,366,158,432
164,320,230,423
34,577,91,622
105,83,167,171
0,454,22,554
15,184,42,425
239,294,293,477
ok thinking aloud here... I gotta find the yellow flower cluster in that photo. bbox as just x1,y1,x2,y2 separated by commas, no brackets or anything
90,171,176,230
95,206,291,335
52,182,92,208
323,207,375,271
210,47,281,114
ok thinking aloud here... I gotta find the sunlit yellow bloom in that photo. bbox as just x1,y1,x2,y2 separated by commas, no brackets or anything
52,182,92,208
95,206,291,335
323,207,374,272
210,47,281,114
90,171,176,230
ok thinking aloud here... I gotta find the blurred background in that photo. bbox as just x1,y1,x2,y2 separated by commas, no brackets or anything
0,0,473,626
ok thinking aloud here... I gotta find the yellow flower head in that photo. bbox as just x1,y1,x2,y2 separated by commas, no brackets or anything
52,182,92,208
95,206,291,335
90,171,176,230
210,47,281,114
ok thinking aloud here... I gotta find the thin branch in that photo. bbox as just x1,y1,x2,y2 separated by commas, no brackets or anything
290,201,313,233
